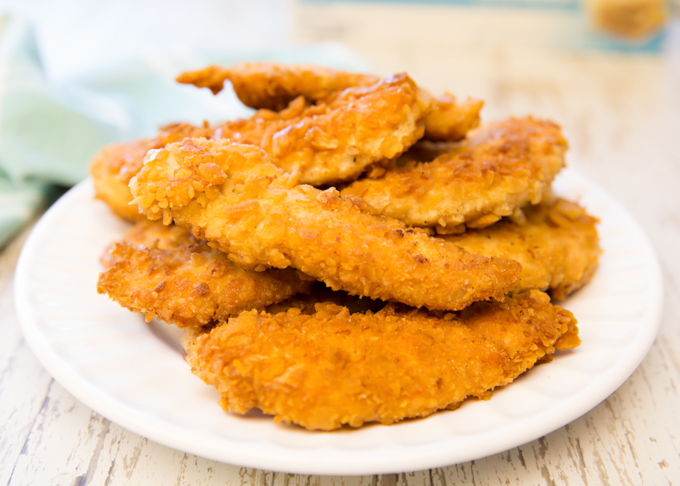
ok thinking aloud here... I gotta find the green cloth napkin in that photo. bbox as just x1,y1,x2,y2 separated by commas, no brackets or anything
0,14,371,247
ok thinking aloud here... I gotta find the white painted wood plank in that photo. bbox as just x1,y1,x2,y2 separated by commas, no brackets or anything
0,338,54,486
0,224,55,486
5,377,272,485
8,381,112,485
99,435,267,486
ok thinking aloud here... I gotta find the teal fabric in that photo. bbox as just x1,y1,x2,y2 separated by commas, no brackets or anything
0,14,370,247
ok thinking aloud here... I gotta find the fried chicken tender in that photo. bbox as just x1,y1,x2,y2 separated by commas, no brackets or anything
425,93,485,142
176,63,378,110
177,62,482,142
97,221,313,328
218,73,429,185
341,117,567,232
94,73,427,188
91,123,211,221
91,138,156,221
444,198,601,299
182,289,580,431
129,138,520,311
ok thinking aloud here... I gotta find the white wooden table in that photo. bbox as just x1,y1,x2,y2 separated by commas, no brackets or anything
2,23,680,486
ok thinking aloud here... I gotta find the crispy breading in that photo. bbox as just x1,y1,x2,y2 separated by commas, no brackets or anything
93,74,427,187
91,123,211,221
176,62,378,110
182,289,580,431
91,138,156,221
129,138,520,311
219,73,429,185
341,117,567,231
97,221,313,327
444,198,601,299
424,93,485,142
177,62,482,142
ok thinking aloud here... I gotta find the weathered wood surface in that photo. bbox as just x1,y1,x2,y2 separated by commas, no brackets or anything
2,28,680,486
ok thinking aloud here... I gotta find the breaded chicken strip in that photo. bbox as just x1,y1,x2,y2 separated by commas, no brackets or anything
91,139,155,222
91,123,211,221
177,62,482,142
176,63,377,110
97,221,313,328
129,138,520,311
341,117,567,232
445,198,601,299
424,93,485,142
217,73,429,185
182,289,579,430
93,73,426,191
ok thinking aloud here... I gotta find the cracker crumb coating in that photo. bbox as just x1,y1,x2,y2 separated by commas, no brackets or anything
226,73,428,185
341,117,567,230
177,62,380,110
91,123,211,221
424,93,484,142
182,290,579,430
177,62,482,143
129,138,520,311
93,73,427,188
97,221,313,327
446,198,601,299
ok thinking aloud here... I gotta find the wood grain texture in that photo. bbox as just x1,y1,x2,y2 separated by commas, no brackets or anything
2,21,680,485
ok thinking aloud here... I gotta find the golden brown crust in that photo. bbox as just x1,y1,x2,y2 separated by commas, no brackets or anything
177,63,482,143
90,123,212,221
91,139,156,221
93,74,427,187
176,62,379,110
129,138,521,311
219,73,429,185
97,221,313,327
443,198,601,299
341,117,567,230
424,93,483,142
182,290,579,430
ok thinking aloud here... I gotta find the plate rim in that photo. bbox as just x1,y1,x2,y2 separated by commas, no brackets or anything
14,170,663,475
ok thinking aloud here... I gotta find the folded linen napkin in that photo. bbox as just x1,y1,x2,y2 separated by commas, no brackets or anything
0,14,370,247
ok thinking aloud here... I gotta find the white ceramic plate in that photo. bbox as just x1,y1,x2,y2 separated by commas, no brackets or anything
15,169,662,476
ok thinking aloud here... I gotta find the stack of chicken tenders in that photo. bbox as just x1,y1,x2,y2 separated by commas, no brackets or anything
92,63,600,431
